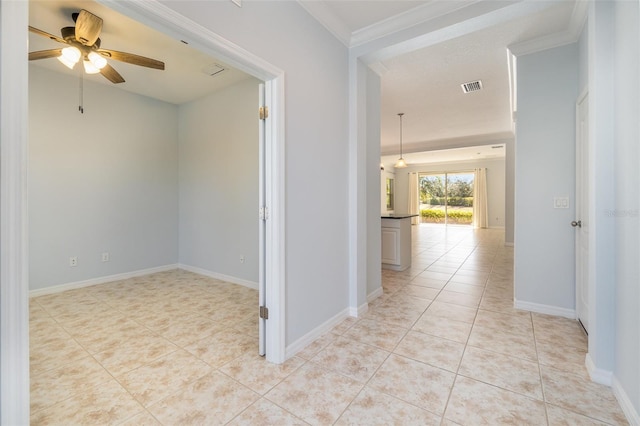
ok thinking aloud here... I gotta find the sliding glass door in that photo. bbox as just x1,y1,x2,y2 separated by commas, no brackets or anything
419,172,474,225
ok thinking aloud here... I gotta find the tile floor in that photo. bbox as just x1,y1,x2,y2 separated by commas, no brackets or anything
30,225,628,425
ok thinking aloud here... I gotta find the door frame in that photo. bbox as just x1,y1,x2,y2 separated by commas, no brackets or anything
575,88,590,332
1,1,287,421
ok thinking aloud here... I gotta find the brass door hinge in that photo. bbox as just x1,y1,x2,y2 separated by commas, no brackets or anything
259,106,269,120
259,306,269,319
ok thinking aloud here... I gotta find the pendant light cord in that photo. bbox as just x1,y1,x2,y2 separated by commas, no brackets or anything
399,113,404,157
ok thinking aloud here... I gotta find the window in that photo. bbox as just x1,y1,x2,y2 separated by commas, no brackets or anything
419,172,474,225
386,178,394,211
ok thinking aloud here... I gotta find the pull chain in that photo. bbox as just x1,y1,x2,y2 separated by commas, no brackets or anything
78,66,84,114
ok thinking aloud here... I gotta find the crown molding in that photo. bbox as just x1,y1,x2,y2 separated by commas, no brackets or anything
508,0,587,56
299,0,584,53
367,61,389,77
298,0,482,48
349,0,480,47
296,1,352,47
508,28,576,57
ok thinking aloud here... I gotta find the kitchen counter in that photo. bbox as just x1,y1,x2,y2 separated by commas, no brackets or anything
381,213,419,220
381,214,417,271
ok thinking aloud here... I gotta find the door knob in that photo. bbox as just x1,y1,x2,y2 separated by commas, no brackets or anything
571,220,582,228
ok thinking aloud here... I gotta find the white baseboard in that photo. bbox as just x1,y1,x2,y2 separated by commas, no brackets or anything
504,241,514,247
29,264,179,297
585,353,613,386
178,264,258,290
285,307,350,359
367,287,383,303
514,299,576,319
349,302,369,317
489,225,506,230
585,355,639,425
612,376,640,426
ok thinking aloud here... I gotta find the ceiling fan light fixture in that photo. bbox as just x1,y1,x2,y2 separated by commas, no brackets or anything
29,9,165,85
57,55,77,69
83,60,100,74
57,46,81,69
61,46,81,64
88,51,107,69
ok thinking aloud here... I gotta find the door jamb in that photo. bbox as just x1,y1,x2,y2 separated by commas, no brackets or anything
575,87,589,331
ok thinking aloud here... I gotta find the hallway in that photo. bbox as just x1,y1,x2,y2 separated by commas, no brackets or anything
29,227,627,424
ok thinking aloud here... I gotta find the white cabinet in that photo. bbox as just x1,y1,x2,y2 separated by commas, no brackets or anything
381,216,414,271
381,228,400,264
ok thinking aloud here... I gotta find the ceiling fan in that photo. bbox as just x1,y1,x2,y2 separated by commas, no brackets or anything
28,9,164,84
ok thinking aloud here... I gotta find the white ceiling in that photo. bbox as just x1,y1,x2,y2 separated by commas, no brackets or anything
28,0,252,105
380,143,505,170
378,1,576,154
298,0,581,158
29,0,582,164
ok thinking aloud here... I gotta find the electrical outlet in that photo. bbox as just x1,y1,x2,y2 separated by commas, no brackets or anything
102,252,110,262
239,255,245,264
69,256,78,267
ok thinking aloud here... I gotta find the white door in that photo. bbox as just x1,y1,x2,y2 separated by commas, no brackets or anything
258,83,267,355
575,90,589,333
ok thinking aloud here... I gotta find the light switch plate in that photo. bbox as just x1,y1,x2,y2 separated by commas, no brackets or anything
554,197,569,209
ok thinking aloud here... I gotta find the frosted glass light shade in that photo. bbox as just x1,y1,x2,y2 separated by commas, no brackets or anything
88,52,107,69
57,55,76,69
61,46,81,63
57,46,81,70
83,60,100,74
394,157,408,168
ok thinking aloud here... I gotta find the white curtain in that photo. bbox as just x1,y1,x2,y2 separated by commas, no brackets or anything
408,172,419,225
473,168,488,229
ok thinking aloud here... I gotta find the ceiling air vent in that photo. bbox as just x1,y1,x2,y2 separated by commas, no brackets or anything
461,80,483,93
203,63,225,77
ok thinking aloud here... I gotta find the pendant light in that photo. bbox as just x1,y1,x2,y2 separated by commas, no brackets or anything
394,112,408,168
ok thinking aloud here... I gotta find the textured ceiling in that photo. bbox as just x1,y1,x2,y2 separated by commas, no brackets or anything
29,0,580,164
28,0,252,105
379,1,576,154
381,143,505,170
299,0,580,161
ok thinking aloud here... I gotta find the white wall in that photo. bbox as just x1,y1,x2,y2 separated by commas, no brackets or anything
178,78,259,284
612,0,640,416
587,0,617,378
514,43,578,311
578,21,588,94
366,68,382,301
29,66,179,290
162,1,350,345
394,157,506,228
504,138,515,243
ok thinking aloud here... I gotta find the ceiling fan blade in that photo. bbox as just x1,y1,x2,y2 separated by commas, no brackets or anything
74,9,103,46
97,49,165,70
29,26,67,44
29,49,63,61
100,63,125,84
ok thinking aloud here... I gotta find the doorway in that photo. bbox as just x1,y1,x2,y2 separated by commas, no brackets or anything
1,1,286,420
419,172,475,226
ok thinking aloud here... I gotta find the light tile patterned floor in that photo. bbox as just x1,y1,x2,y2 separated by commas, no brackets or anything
30,226,628,425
